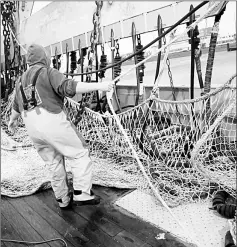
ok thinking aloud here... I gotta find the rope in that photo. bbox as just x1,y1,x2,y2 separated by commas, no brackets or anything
1,238,67,246
190,98,236,179
65,73,236,114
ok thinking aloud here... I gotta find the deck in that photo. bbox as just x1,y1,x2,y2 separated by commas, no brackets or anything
1,185,189,247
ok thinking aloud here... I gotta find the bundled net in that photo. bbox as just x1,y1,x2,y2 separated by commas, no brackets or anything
1,92,32,148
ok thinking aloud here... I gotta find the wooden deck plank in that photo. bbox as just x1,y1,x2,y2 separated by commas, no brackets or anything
37,187,188,247
1,215,29,247
76,186,188,247
22,195,92,247
35,190,123,247
77,200,165,246
1,198,50,247
106,203,187,247
7,197,74,247
2,185,189,247
50,187,124,237
73,205,123,237
114,230,147,247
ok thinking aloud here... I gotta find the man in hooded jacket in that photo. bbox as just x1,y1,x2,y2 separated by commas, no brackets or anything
8,44,114,209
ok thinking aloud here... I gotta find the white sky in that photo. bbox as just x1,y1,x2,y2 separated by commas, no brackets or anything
31,1,52,15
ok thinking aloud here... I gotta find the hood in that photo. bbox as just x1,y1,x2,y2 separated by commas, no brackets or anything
26,44,51,67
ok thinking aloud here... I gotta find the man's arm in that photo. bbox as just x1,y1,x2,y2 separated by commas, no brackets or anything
48,68,113,98
75,81,113,94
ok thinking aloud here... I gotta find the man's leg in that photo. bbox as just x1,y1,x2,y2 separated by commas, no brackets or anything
46,111,100,205
34,142,72,208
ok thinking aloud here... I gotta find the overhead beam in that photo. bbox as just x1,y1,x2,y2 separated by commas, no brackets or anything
18,1,226,56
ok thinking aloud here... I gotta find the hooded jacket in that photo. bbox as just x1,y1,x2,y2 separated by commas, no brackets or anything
13,44,77,114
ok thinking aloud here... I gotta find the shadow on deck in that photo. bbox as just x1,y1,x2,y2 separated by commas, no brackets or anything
1,185,189,247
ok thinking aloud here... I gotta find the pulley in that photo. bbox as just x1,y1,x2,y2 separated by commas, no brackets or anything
135,43,145,78
52,55,61,70
98,54,107,79
70,51,77,74
98,45,108,79
113,41,122,80
113,55,122,79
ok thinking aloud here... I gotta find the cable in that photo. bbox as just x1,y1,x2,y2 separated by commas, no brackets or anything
64,1,208,77
1,238,67,246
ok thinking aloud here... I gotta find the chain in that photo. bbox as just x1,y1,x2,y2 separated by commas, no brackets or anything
8,1,18,69
85,0,103,102
75,1,103,124
1,1,16,100
86,0,103,82
163,32,177,101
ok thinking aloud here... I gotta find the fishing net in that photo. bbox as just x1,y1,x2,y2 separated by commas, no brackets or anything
1,1,235,209
64,74,236,207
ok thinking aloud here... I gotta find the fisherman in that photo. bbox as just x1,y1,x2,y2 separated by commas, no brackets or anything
8,44,114,209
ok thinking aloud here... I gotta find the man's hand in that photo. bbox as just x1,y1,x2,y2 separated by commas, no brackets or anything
8,119,18,134
99,81,114,92
8,109,20,134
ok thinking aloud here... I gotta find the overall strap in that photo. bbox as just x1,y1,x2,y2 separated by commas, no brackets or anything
29,66,44,107
19,67,45,110
19,77,28,110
